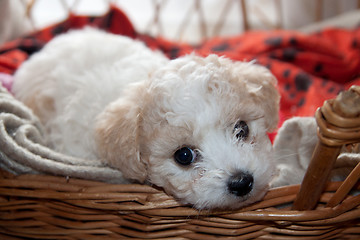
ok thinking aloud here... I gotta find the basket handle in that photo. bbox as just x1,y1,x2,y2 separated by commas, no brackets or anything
292,85,360,210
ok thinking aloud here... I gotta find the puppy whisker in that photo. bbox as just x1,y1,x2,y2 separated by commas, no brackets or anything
274,152,301,161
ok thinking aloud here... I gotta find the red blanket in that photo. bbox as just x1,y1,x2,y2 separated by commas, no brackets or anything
1,5,359,131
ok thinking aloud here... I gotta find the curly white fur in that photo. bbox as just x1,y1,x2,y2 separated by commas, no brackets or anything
13,28,280,209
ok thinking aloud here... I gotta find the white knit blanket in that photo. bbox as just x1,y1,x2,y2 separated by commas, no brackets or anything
0,83,123,183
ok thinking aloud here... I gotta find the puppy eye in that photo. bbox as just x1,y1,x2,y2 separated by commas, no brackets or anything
234,120,249,141
174,147,196,166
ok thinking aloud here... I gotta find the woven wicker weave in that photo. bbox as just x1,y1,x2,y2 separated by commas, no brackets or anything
0,172,359,239
0,85,359,239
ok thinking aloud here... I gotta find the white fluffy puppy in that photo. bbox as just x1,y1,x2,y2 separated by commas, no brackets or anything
13,28,280,209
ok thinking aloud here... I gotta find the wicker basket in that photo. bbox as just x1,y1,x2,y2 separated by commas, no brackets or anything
0,81,359,239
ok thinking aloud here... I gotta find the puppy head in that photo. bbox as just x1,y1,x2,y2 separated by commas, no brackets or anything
96,54,280,209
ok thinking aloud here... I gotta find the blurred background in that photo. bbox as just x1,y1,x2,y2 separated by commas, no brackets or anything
1,0,360,44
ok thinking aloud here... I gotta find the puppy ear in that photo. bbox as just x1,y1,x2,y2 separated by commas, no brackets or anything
236,62,280,132
95,85,147,182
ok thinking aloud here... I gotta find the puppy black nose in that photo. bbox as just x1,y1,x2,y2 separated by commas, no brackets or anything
228,172,254,197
